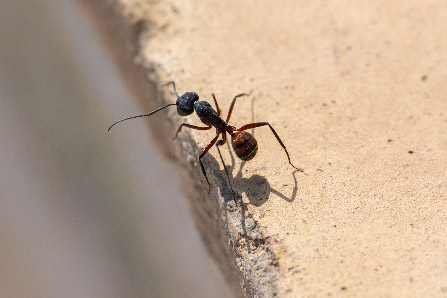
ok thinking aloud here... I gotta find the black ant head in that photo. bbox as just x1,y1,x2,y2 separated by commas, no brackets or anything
176,92,199,116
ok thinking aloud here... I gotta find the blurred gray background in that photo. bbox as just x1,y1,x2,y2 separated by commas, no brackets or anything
0,1,232,297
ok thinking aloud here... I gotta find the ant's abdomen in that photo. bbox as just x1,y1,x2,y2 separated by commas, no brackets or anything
231,131,258,161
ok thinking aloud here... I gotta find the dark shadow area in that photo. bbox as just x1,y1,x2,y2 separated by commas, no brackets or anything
202,141,300,206
201,143,301,255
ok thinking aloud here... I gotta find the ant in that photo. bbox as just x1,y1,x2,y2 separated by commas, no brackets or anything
108,81,303,203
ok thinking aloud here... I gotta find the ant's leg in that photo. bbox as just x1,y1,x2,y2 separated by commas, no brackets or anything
226,91,252,123
216,134,238,203
199,133,220,193
236,122,303,172
174,123,211,139
162,81,179,98
216,140,237,204
216,131,227,146
212,93,221,116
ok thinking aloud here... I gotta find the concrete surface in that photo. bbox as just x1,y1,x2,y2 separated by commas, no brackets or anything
80,0,447,296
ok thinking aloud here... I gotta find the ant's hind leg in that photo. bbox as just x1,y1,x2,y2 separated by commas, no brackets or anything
216,143,237,204
199,134,220,192
215,134,237,203
236,122,303,172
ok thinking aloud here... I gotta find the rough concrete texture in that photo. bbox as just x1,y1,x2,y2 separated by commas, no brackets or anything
81,0,447,296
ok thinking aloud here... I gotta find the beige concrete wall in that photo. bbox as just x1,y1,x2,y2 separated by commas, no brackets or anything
79,0,446,297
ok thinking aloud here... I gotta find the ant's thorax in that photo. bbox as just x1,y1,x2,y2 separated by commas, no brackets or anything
194,101,227,131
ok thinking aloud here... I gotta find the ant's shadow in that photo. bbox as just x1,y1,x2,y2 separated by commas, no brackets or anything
206,141,300,206
205,94,300,206
205,143,300,255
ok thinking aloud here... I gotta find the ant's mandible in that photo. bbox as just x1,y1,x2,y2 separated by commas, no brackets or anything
108,81,303,203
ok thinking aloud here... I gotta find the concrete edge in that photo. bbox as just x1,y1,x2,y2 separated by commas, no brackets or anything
76,1,282,296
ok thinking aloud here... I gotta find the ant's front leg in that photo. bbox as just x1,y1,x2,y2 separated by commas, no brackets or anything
212,93,221,116
173,123,212,139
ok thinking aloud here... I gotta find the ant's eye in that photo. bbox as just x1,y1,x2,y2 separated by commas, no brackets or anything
193,93,199,101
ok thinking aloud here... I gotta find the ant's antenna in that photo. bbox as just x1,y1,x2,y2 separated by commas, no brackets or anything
108,103,176,131
162,81,180,98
